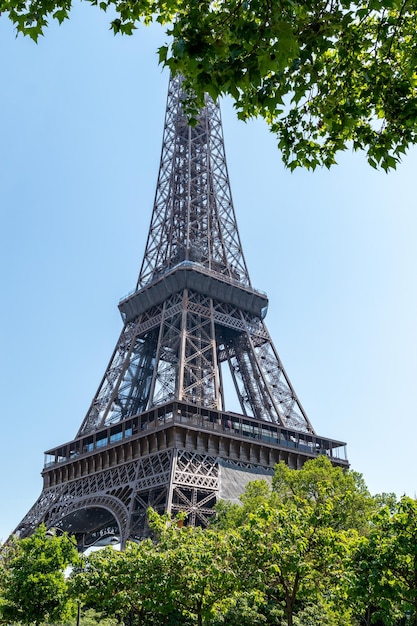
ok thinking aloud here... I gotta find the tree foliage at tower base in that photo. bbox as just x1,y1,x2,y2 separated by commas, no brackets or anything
2,0,417,170
0,525,79,626
68,457,376,626
3,459,417,626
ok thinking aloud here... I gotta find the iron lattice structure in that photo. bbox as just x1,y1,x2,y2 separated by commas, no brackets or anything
15,75,347,546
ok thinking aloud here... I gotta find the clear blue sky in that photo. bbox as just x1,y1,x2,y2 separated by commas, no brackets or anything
1,4,417,541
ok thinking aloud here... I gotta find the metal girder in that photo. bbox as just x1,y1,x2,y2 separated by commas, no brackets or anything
12,72,346,544
75,73,315,436
137,75,250,290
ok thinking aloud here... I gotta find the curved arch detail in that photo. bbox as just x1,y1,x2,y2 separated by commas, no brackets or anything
45,493,129,544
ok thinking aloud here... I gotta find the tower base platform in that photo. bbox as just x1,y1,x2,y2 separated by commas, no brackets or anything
15,401,348,546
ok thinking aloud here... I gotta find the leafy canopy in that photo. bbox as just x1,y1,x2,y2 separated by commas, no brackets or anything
351,496,417,625
72,512,239,626
2,0,417,170
1,524,79,626
213,457,373,626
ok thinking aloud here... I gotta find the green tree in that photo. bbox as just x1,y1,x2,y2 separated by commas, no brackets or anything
60,607,119,626
2,0,417,170
148,510,240,626
211,590,269,626
236,498,356,626
213,479,275,530
1,524,79,626
74,511,240,626
272,456,375,534
350,496,417,626
0,535,19,624
215,457,374,626
71,540,171,626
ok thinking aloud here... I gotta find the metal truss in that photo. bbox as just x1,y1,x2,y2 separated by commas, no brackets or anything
13,72,345,543
137,74,250,289
17,451,171,541
16,446,245,542
78,288,313,434
75,74,314,436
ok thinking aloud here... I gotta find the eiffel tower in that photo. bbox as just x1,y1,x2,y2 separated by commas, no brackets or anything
14,75,348,547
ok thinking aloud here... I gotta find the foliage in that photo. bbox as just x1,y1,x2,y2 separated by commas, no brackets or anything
2,466,417,626
211,590,269,626
72,517,238,626
1,524,79,626
70,540,169,625
215,456,375,535
237,498,355,626
77,607,119,626
272,456,376,534
213,479,275,529
350,496,417,626
291,596,356,625
59,607,119,626
0,535,20,623
213,457,373,626
148,511,240,626
2,0,417,170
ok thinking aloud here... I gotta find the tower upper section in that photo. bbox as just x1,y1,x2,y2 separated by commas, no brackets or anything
136,74,251,290
76,73,317,437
